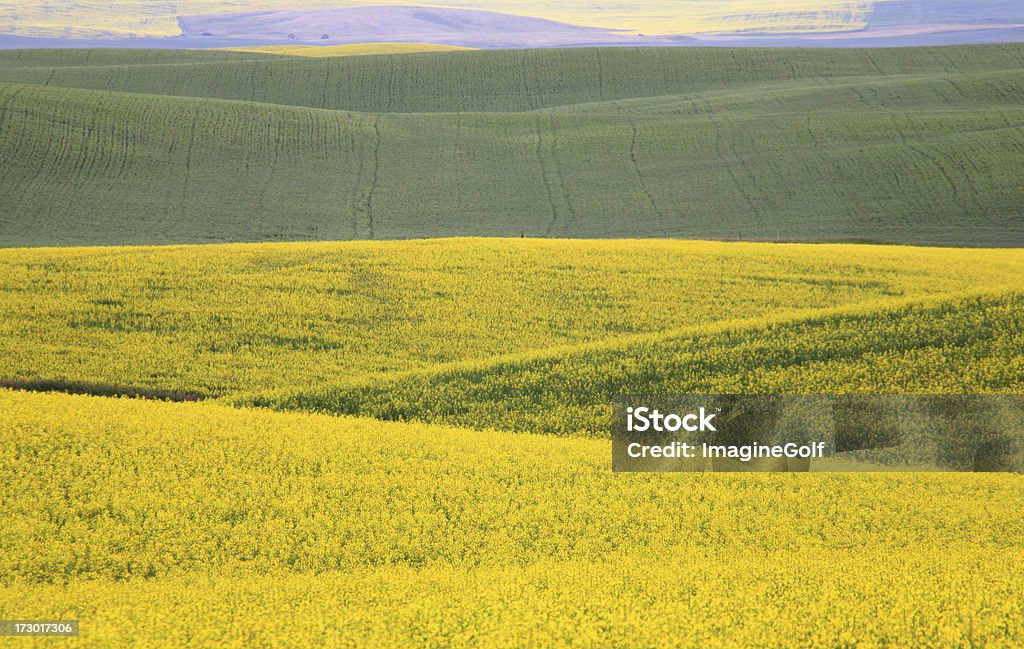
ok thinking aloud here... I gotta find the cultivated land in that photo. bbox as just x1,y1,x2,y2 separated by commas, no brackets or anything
2,45,1024,246
2,389,1023,647
0,1,872,39
1,239,1022,429
3,1,1021,42
253,290,1024,436
2,39,1023,648
223,43,475,57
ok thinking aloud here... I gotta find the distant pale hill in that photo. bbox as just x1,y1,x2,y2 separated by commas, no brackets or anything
0,1,872,40
180,7,656,49
223,43,474,57
2,1,1023,48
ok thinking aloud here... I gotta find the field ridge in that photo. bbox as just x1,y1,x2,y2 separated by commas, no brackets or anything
230,285,1015,402
237,288,1024,436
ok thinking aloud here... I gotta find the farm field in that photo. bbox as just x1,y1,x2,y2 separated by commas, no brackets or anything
2,389,1023,647
1,34,1024,648
0,1,873,40
223,43,475,57
253,289,1024,436
2,239,1023,400
4,1,1023,43
6,45,1024,114
2,45,1024,246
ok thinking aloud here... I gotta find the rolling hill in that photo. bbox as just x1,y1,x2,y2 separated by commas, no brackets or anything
6,45,1024,112
1,45,1024,247
223,43,475,57
249,289,1024,436
179,7,659,49
2,238,1022,405
0,1,875,41
2,2,1023,49
3,388,1023,646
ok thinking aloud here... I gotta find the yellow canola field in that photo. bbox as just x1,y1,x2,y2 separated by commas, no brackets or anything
2,239,1024,398
0,1,874,39
1,389,1022,647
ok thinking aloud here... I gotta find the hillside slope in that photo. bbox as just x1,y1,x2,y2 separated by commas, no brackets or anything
0,1,874,40
2,239,1022,402
247,290,1024,435
2,46,1024,247
223,43,475,57
2,388,1022,646
4,45,1024,113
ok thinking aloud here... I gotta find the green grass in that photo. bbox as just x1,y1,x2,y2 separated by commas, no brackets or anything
0,49,279,68
1,46,1024,246
5,46,1024,113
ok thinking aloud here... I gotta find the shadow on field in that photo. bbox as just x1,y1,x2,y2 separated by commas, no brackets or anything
0,378,207,402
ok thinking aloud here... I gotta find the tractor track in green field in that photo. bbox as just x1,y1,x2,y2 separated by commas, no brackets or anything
366,116,382,239
248,62,257,103
4,46,1024,246
0,84,25,136
117,108,133,179
453,111,464,216
347,125,361,239
534,115,559,236
706,101,763,228
180,111,199,212
546,114,577,232
320,64,332,111
349,115,382,240
908,143,962,207
944,149,982,214
628,121,666,235
255,111,281,225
